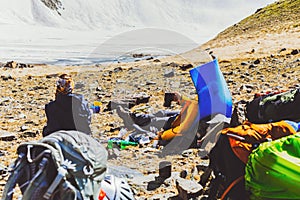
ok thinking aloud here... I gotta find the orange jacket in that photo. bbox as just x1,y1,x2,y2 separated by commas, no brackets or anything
222,120,297,163
160,96,199,140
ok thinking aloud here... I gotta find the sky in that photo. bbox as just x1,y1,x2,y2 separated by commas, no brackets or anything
0,0,277,65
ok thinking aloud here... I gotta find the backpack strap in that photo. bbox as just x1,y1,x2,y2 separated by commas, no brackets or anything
220,175,244,200
43,160,75,199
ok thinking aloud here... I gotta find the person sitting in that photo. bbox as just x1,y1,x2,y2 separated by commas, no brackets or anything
116,92,199,141
42,74,92,137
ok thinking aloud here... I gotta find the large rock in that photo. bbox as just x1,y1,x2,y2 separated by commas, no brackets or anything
3,61,33,69
176,177,203,199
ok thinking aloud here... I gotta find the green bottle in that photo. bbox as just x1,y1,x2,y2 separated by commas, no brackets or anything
107,140,113,149
120,140,138,150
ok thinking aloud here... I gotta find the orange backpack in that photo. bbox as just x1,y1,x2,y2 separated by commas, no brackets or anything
221,120,297,163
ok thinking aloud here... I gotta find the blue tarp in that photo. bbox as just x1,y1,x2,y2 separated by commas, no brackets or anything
189,59,232,120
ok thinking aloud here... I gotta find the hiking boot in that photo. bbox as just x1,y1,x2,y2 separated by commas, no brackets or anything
116,106,133,126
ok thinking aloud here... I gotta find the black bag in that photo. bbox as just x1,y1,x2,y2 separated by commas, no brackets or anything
207,135,247,200
245,88,300,123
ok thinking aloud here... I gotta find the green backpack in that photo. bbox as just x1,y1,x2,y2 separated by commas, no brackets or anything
245,133,300,199
2,130,107,200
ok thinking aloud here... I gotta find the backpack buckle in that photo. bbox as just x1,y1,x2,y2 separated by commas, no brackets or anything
83,165,94,176
27,145,33,163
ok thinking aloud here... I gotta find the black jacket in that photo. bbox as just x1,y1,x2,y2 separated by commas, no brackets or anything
43,93,92,136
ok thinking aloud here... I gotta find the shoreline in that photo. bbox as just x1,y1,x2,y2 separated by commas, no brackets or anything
1,29,298,79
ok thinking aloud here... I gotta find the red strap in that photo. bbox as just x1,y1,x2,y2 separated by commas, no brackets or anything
220,176,244,200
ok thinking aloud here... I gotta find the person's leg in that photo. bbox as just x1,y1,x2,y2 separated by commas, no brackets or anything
153,110,180,117
117,106,154,127
147,110,179,131
117,106,176,128
116,106,135,127
147,117,170,131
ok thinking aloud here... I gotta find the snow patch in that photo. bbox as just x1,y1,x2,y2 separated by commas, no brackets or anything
0,0,276,65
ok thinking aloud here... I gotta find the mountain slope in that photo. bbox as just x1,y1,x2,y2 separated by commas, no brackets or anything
198,0,300,60
0,0,208,32
205,0,299,45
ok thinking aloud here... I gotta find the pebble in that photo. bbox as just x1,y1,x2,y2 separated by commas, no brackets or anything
0,131,16,141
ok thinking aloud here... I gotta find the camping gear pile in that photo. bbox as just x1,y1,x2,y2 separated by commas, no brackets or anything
201,87,300,199
184,60,300,199
103,59,300,199
1,59,299,199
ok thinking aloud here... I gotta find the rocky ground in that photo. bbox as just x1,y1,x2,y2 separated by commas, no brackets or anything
0,1,299,198
0,42,299,199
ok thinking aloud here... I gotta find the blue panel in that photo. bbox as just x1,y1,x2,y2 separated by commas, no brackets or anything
189,59,232,119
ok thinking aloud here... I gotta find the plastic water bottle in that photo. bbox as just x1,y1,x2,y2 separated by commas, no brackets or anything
107,140,113,149
120,141,138,150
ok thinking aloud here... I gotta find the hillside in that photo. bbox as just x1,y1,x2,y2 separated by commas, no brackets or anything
196,0,300,62
207,0,300,43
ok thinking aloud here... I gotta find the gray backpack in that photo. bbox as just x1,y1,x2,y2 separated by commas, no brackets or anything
2,130,107,200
